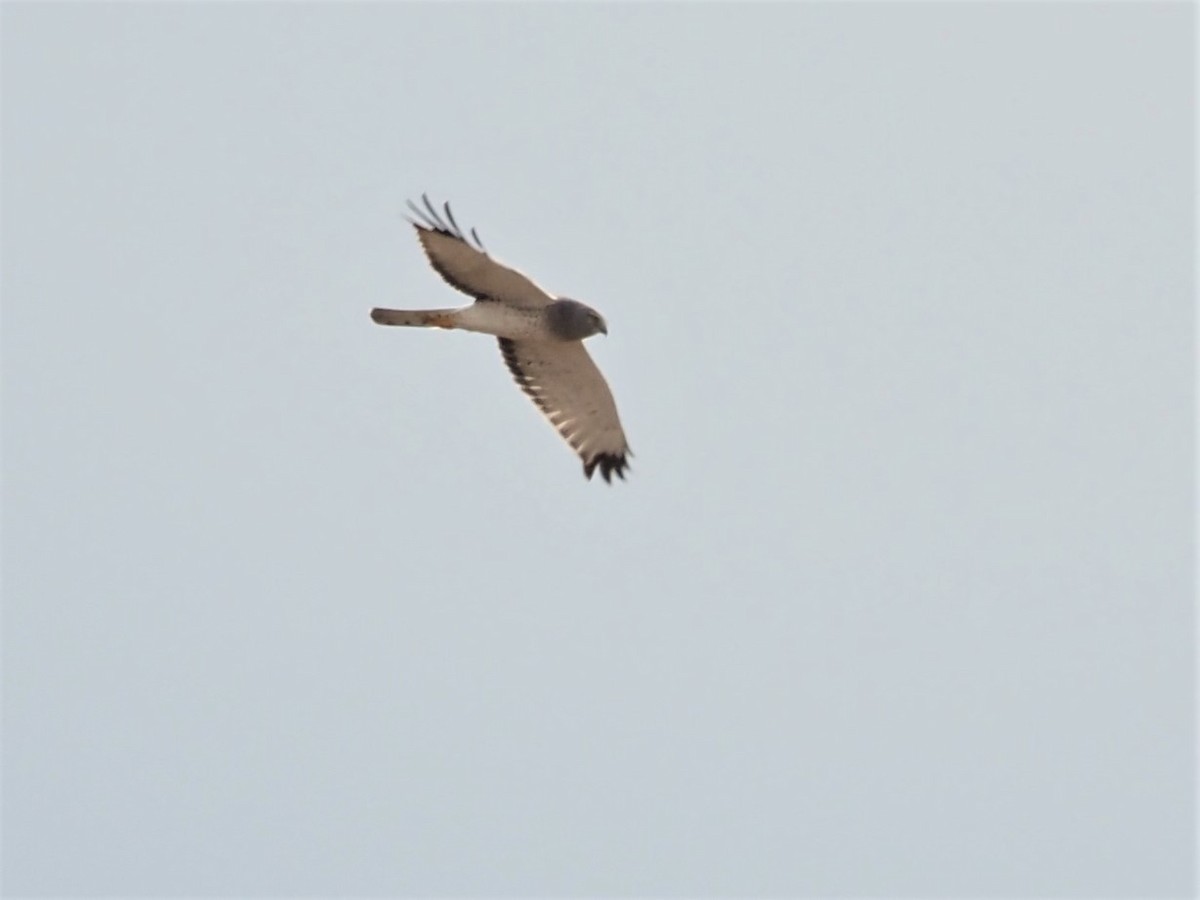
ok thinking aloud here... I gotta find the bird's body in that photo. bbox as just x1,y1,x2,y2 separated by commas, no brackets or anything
371,196,631,483
371,302,546,339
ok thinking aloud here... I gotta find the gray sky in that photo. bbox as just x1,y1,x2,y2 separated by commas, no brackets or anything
2,3,1194,896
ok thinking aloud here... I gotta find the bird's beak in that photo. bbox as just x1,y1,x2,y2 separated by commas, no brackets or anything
599,318,608,336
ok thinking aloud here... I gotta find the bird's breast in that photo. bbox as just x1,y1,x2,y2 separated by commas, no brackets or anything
453,303,550,340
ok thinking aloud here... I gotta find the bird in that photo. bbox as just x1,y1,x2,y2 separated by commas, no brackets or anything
371,196,632,483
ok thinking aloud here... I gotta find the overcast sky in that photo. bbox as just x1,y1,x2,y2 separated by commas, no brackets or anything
2,3,1194,897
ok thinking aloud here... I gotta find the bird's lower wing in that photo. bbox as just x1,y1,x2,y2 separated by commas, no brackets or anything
498,338,631,482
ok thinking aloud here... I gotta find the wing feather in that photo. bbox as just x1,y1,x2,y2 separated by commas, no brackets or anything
498,338,631,483
406,195,553,309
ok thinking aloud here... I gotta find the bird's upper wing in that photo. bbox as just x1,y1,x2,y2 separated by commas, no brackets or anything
498,338,631,483
407,196,554,309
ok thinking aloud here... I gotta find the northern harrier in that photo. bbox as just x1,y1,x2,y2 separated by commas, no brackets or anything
371,196,631,483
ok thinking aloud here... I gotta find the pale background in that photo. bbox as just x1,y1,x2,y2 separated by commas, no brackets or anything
2,3,1194,897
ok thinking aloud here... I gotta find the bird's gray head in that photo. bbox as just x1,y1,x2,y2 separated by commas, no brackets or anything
546,298,608,341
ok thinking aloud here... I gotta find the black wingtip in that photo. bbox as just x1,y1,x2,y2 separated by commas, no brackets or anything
442,201,463,239
405,197,436,231
583,452,630,485
470,226,487,253
405,195,487,252
421,194,449,232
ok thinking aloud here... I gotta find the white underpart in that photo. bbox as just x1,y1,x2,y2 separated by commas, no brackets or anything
451,303,548,340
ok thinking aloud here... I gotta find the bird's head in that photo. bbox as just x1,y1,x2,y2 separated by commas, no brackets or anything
548,298,608,340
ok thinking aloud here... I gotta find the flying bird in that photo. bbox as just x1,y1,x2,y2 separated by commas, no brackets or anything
371,196,631,483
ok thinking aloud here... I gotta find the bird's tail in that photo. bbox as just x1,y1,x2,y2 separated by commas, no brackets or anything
370,308,459,329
